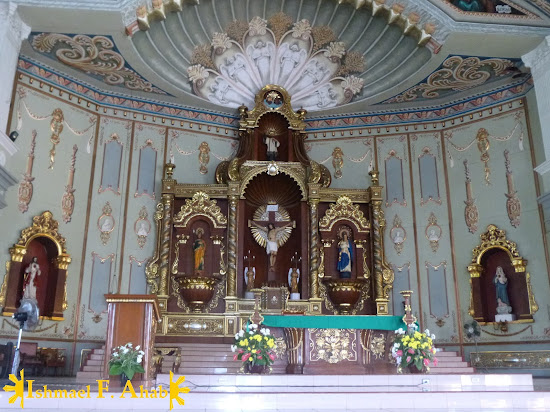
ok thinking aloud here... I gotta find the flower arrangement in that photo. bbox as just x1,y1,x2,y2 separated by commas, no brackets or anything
108,342,145,380
231,323,276,368
391,326,438,373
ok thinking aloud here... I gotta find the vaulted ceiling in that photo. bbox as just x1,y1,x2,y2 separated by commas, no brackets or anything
14,0,550,117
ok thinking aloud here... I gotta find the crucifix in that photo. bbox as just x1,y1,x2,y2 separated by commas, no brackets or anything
248,204,295,283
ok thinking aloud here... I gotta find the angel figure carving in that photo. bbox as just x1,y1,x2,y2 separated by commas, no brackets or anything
249,219,295,269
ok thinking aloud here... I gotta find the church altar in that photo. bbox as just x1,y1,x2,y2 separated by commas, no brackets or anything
145,85,396,365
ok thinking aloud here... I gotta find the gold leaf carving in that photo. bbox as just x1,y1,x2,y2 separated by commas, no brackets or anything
319,196,370,232
309,328,357,363
15,211,67,254
174,191,227,228
369,333,386,359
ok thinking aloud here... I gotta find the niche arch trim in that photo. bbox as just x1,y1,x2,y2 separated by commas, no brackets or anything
0,211,71,320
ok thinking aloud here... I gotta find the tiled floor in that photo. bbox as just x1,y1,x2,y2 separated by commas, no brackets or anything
0,374,549,411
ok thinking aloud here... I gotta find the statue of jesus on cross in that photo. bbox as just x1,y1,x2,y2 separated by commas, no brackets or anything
248,204,295,272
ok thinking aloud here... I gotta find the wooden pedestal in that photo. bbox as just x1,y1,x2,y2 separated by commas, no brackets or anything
103,294,161,387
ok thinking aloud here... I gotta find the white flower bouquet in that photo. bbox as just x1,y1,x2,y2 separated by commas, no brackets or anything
108,342,145,379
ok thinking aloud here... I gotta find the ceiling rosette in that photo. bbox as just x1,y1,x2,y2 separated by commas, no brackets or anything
187,16,365,111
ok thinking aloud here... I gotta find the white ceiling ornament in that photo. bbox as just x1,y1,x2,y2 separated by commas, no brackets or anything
187,17,365,112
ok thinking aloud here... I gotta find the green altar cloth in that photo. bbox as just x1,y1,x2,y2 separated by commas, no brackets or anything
262,315,405,330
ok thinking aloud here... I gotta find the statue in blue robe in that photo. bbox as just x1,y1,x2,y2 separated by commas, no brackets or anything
337,231,353,279
494,266,510,307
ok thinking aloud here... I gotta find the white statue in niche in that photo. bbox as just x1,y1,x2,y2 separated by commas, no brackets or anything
279,43,307,84
247,40,274,83
209,78,243,106
23,257,41,301
494,266,515,322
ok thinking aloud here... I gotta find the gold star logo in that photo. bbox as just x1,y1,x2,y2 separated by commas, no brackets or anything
4,369,25,408
169,371,190,410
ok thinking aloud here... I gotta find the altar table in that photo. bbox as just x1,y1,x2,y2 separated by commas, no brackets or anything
262,315,406,374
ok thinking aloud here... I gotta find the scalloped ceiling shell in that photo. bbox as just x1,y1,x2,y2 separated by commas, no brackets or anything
130,0,433,112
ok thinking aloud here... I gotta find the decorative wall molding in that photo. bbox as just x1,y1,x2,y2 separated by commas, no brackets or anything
98,202,115,245
17,129,36,213
426,261,449,327
418,146,441,205
463,159,479,233
61,144,78,223
313,144,372,179
384,150,406,207
383,56,515,104
444,112,524,172
390,215,406,255
504,149,521,227
135,206,151,249
17,56,533,130
31,33,167,95
425,212,442,252
135,138,157,199
88,252,115,321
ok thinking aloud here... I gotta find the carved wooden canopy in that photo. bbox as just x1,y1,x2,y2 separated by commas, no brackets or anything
467,224,526,277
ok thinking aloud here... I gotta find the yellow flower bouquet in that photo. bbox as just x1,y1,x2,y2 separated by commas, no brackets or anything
391,326,438,373
231,323,276,370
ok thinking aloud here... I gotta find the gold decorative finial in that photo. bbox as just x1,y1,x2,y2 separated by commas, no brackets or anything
369,169,379,186
164,162,175,179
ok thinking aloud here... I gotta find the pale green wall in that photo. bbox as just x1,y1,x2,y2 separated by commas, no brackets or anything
307,99,550,353
1,79,549,375
0,82,236,375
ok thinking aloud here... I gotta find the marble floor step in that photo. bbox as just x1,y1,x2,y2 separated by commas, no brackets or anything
436,351,459,357
85,359,103,366
432,361,470,368
435,356,464,362
89,354,104,361
429,367,476,374
179,361,239,368
82,365,103,372
177,367,241,374
179,352,233,358
75,371,103,379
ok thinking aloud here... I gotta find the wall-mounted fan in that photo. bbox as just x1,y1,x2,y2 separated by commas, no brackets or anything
463,319,482,368
11,298,40,376
463,320,481,339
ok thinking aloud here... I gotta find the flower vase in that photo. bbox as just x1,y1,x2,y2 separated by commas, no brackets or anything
120,372,130,386
407,364,426,374
245,363,265,374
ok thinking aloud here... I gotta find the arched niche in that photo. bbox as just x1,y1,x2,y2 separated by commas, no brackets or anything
0,211,71,320
318,196,372,280
467,224,538,324
318,196,373,314
166,192,227,313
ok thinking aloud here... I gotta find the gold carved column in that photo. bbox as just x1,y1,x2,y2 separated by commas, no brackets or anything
369,170,392,315
146,164,175,303
226,183,239,297
308,184,320,299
